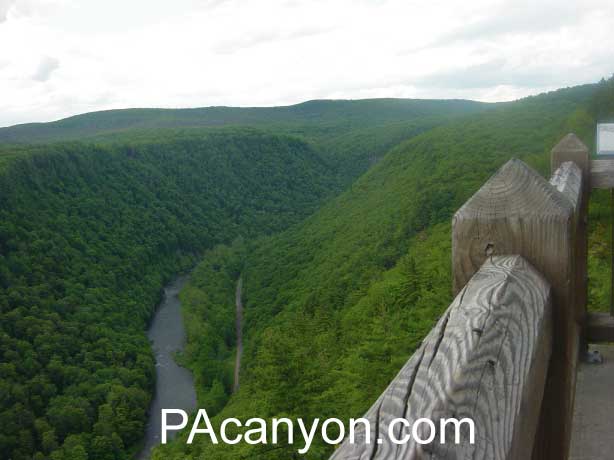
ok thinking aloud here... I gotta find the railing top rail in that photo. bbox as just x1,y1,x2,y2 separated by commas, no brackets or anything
331,255,552,460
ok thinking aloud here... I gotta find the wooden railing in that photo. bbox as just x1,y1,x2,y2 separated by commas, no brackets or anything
331,134,590,460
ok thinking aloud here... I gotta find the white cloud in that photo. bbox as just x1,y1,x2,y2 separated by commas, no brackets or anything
0,0,19,22
0,0,61,22
32,55,59,81
0,0,613,127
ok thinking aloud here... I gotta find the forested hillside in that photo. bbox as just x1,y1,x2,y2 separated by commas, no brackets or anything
0,99,489,181
585,77,614,312
0,99,487,144
0,129,341,460
2,81,612,460
154,82,604,459
0,93,487,460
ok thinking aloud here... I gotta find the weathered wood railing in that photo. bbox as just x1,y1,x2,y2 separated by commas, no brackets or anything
331,134,590,460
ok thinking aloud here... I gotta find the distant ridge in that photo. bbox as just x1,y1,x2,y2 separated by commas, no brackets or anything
0,98,489,144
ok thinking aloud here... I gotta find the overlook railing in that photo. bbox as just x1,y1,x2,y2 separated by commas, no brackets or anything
331,134,590,460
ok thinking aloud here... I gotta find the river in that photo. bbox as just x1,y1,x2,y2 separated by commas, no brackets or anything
137,275,197,460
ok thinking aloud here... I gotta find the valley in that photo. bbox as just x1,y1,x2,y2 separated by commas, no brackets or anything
0,80,613,460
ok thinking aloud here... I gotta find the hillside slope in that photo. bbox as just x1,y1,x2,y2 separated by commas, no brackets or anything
0,99,491,181
0,94,499,460
0,129,339,460
156,83,599,459
0,99,487,144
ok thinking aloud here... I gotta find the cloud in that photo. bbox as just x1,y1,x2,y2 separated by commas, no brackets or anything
213,30,281,55
32,56,59,82
413,59,562,91
212,25,332,54
444,0,584,42
400,0,605,55
203,0,232,7
0,0,613,126
0,0,17,22
0,0,61,24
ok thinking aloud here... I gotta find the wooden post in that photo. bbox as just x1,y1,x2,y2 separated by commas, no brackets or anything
330,256,552,460
452,156,583,460
551,133,590,353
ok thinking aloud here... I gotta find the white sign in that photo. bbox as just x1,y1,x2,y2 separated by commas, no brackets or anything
597,123,614,156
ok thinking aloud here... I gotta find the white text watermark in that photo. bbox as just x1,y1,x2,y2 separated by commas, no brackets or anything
161,409,475,454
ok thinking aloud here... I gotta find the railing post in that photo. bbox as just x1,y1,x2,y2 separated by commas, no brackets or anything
551,133,590,354
452,154,583,460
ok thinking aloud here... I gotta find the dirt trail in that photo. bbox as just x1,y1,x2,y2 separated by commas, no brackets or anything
233,277,243,392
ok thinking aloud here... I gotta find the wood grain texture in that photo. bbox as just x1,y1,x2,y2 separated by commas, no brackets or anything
533,161,583,460
550,161,581,207
549,160,585,330
552,136,589,350
330,256,552,460
590,160,614,189
452,158,574,295
452,158,582,460
551,134,589,188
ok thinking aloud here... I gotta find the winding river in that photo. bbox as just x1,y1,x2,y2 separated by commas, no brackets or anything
137,276,197,460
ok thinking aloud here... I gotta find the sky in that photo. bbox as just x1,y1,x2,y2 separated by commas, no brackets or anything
0,0,613,127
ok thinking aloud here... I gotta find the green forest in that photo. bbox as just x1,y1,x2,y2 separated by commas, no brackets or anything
0,99,485,460
0,130,341,460
154,80,613,459
0,79,613,460
0,99,489,183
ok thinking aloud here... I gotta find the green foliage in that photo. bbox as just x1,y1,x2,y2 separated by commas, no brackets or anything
2,82,611,460
160,83,601,459
179,241,246,415
0,99,488,145
0,130,337,460
590,74,614,122
0,99,491,184
577,75,614,312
